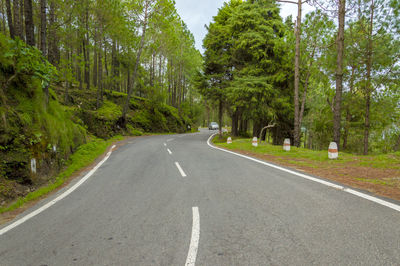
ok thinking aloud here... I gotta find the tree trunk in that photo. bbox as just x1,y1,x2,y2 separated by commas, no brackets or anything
48,0,58,65
121,0,149,123
218,97,223,137
39,0,46,55
13,0,22,39
394,134,400,151
93,28,98,88
363,0,374,155
2,0,7,34
84,4,90,89
83,39,90,89
231,109,239,136
111,39,117,90
5,0,13,38
298,47,316,133
333,0,346,148
24,0,35,46
97,38,103,109
293,0,302,147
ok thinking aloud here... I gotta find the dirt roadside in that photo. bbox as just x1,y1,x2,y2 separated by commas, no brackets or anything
225,148,400,202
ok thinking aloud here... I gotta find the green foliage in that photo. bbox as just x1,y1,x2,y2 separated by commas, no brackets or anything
0,34,86,185
0,136,123,214
97,100,122,120
215,137,400,170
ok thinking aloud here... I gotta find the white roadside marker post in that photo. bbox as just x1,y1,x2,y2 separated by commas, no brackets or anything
252,137,258,147
227,137,232,144
283,138,291,151
30,158,37,174
328,142,338,159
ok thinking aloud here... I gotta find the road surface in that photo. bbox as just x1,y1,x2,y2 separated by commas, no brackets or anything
1,129,400,265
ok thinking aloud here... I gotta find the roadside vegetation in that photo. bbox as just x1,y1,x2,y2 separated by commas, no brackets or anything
0,136,122,214
214,135,400,201
0,0,204,210
198,0,399,155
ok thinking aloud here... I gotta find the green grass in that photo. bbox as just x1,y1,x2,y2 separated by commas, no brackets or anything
0,135,123,214
214,137,400,170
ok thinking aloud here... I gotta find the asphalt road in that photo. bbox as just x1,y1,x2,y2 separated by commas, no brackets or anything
1,129,400,265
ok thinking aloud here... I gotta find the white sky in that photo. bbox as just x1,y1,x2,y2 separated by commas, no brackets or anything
174,0,315,53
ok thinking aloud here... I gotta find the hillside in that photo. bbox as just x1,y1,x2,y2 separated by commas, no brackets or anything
0,34,192,207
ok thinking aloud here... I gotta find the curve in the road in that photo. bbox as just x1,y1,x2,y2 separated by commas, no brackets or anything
0,145,117,236
207,133,400,213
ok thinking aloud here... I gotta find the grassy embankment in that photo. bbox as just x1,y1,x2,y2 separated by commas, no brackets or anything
0,136,123,214
0,33,193,214
213,135,400,200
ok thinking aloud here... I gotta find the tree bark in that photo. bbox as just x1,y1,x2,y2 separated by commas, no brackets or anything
394,134,400,152
93,29,98,88
363,0,374,155
293,0,302,147
2,0,7,34
97,38,103,108
39,0,46,54
13,0,22,39
231,109,239,136
333,0,346,148
5,0,13,38
24,0,36,46
218,97,223,137
48,0,58,65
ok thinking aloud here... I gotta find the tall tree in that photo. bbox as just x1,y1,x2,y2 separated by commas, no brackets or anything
24,0,34,46
40,0,46,55
122,0,155,123
13,0,22,39
5,0,13,38
332,0,346,148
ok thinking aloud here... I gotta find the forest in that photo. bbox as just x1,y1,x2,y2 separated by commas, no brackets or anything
199,0,400,155
0,0,399,207
0,0,203,205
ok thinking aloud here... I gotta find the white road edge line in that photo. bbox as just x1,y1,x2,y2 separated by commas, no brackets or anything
175,162,187,177
207,134,400,213
167,148,172,155
185,206,200,266
0,145,115,236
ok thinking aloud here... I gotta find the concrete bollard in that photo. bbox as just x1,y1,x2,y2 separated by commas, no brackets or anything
328,142,338,159
227,137,232,144
283,138,290,151
31,158,37,174
252,137,258,147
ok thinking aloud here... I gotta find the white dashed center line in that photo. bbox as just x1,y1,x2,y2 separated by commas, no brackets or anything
175,162,187,177
185,207,200,266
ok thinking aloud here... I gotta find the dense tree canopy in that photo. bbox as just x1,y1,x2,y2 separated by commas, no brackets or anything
0,0,203,124
200,0,399,154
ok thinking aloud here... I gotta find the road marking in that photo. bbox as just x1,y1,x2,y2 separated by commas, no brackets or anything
207,134,400,213
164,143,167,146
175,162,187,177
0,146,115,236
167,138,174,142
167,148,172,155
185,207,200,266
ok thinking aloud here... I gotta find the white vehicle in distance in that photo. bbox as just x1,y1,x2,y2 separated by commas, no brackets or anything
208,122,219,130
